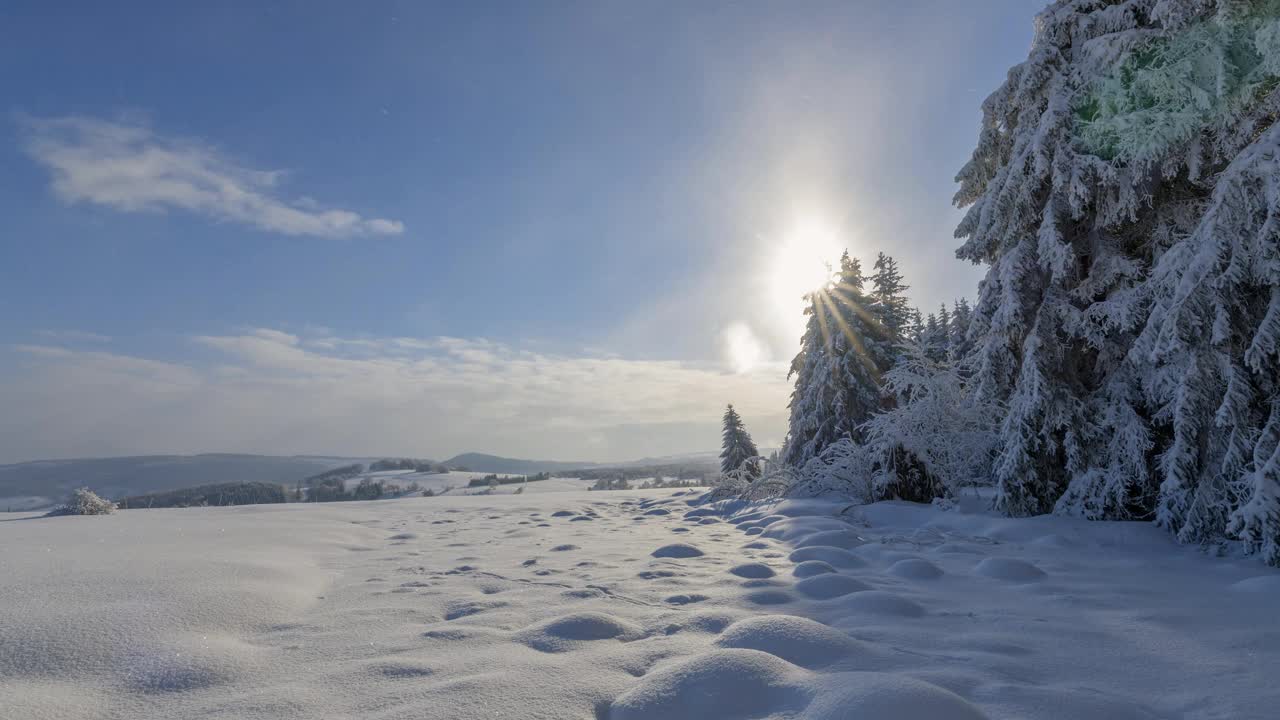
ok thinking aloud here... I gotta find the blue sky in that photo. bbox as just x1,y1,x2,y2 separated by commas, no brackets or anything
0,0,1041,463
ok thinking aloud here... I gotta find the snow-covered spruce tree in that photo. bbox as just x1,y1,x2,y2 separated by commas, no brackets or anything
957,0,1280,561
782,252,893,468
720,403,760,478
949,298,975,363
869,253,913,345
919,304,952,363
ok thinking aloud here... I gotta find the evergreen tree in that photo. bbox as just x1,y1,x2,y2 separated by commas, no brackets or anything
950,0,1280,563
720,404,760,476
949,298,974,362
783,252,893,468
919,304,951,362
906,307,924,345
869,253,912,346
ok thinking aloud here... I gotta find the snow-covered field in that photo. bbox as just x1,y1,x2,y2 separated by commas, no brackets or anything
2,490,1277,719
340,470,605,496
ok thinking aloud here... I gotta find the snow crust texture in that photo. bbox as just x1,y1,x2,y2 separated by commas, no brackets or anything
2,489,1278,719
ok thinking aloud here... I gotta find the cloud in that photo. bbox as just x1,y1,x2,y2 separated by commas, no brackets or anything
0,330,790,463
19,115,405,238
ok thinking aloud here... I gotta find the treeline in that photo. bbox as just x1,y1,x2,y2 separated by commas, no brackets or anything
737,1,1280,566
590,477,703,491
466,472,551,488
304,477,425,502
368,458,449,473
560,463,715,483
117,482,287,509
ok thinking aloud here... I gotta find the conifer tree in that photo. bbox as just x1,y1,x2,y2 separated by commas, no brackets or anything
870,253,912,346
783,252,892,468
720,404,760,477
951,0,1280,563
949,298,974,362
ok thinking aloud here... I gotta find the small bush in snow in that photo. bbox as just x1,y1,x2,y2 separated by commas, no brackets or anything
48,487,117,516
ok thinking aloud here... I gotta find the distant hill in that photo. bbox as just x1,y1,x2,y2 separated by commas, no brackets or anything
0,449,727,511
0,454,354,509
444,453,602,475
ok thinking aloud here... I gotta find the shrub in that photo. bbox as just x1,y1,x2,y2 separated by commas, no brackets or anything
48,487,117,516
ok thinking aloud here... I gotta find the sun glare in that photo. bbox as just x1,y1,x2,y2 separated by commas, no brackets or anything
724,321,766,373
768,218,844,337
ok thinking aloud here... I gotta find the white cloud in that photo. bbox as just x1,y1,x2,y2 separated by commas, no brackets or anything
0,330,790,463
19,115,405,239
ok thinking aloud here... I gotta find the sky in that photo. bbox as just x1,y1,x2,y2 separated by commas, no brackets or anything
0,0,1042,464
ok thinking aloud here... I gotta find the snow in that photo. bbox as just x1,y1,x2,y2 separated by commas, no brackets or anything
2,489,1279,719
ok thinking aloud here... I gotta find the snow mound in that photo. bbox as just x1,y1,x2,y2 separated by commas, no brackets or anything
761,517,850,541
652,543,704,558
834,591,926,618
125,634,262,694
609,649,809,720
795,573,873,600
794,529,866,549
714,615,869,668
666,611,741,635
1230,575,1280,593
793,560,837,578
514,611,640,653
888,558,944,580
746,589,796,605
729,562,776,579
803,673,988,720
789,546,866,568
974,557,1046,582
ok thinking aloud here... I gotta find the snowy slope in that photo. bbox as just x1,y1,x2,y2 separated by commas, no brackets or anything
339,470,606,496
1,491,1277,719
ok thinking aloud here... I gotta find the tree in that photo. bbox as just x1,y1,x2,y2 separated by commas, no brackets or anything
920,307,951,363
48,487,116,516
949,0,1280,563
863,345,1000,501
720,404,760,477
783,252,894,467
949,298,974,362
869,253,912,345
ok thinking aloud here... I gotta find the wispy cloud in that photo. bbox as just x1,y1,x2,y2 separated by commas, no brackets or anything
1,330,789,463
19,115,405,238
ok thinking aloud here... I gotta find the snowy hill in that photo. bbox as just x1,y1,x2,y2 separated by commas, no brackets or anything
3,489,1277,718
443,453,602,475
0,454,355,511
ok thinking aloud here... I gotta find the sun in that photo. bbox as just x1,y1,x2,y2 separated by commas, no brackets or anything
768,217,843,332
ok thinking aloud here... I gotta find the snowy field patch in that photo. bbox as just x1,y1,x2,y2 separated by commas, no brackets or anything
1,490,1277,718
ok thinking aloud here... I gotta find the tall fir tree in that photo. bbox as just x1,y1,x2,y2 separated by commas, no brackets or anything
720,404,760,476
906,307,925,345
869,253,912,347
949,298,974,362
783,252,893,468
